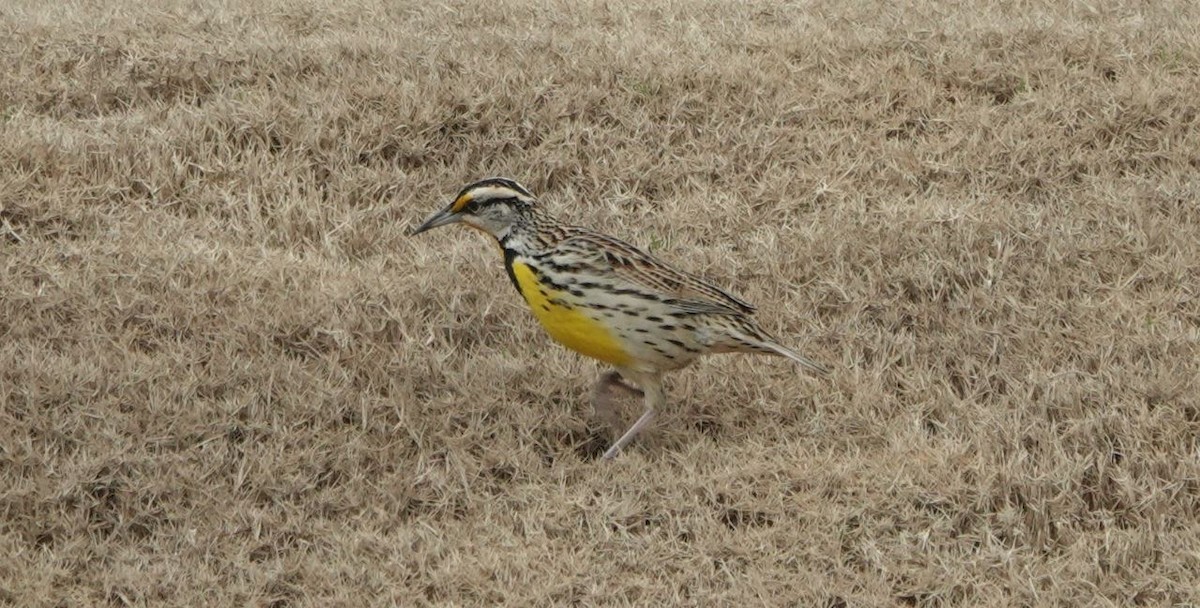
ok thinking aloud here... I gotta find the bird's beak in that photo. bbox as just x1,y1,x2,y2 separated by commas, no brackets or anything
409,206,460,236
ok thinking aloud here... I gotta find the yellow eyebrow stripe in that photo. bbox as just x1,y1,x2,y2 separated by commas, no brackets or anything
450,193,473,213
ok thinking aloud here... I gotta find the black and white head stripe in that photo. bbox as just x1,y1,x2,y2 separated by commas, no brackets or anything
450,177,536,213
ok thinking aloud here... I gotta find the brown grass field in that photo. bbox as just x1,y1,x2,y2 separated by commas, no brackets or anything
2,0,1199,605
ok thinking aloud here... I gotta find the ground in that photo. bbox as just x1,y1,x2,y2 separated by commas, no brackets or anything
1,0,1198,605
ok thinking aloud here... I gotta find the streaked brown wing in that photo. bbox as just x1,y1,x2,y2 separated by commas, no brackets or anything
555,231,757,316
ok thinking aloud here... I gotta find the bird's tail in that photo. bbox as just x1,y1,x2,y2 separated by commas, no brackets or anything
726,328,830,376
756,339,830,376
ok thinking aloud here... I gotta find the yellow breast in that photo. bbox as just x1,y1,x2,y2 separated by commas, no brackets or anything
509,260,632,367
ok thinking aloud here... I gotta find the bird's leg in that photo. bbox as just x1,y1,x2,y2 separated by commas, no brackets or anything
602,375,663,460
597,371,644,398
590,371,642,432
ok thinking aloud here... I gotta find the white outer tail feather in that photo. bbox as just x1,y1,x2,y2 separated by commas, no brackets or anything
728,329,829,375
762,341,830,376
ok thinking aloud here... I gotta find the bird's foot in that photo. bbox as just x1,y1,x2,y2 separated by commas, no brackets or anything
590,371,643,433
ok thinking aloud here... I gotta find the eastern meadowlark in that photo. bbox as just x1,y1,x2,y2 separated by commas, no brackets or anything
411,178,828,459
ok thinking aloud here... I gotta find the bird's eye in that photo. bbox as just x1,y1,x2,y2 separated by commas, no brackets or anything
467,197,516,215
462,199,485,214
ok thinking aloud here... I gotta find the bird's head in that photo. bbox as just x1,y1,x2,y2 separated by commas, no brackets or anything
410,177,537,240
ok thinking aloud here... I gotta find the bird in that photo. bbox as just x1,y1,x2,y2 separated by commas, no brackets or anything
410,177,828,459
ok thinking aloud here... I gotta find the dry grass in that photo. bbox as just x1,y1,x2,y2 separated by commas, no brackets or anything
2,0,1199,605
